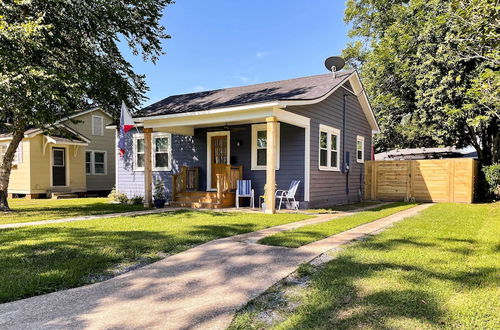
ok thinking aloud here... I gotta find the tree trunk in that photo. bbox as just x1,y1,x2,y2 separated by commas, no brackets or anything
0,130,25,211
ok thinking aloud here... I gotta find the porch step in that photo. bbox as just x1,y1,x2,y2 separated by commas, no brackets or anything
172,191,236,209
170,201,227,209
51,193,79,199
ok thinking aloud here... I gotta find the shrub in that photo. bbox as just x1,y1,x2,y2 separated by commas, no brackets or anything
483,164,500,197
129,195,144,205
154,180,165,200
108,187,129,204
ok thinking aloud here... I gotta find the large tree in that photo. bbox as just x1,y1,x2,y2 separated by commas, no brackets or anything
343,0,499,171
0,0,172,210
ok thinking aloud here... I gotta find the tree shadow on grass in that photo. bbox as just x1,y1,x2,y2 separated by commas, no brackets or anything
0,218,262,304
280,236,497,329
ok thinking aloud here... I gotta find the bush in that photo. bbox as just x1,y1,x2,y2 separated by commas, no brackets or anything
108,188,129,204
483,164,500,197
129,195,144,205
154,180,166,200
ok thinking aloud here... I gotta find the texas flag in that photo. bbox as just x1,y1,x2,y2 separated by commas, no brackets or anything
118,101,135,157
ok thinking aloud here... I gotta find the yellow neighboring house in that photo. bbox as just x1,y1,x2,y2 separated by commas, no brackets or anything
0,108,115,198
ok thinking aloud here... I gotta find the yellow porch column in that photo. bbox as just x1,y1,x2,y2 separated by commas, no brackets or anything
144,128,153,208
265,116,278,214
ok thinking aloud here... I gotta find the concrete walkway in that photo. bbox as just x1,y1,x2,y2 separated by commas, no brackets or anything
0,203,432,330
0,202,385,229
0,207,187,229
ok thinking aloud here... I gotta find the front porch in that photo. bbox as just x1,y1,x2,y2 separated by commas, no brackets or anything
169,165,240,209
138,106,311,213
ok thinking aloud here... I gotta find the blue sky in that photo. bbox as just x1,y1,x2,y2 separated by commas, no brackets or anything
122,0,350,106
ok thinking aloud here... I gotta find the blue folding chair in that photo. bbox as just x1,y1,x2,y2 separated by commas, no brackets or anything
236,180,255,208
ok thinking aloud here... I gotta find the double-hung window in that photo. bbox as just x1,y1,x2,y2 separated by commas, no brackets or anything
85,151,107,175
0,143,19,165
251,123,280,170
133,132,172,171
356,136,365,163
318,124,340,171
153,133,171,171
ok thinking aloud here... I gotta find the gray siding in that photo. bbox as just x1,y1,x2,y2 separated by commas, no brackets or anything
288,88,373,207
117,127,200,199
64,109,116,191
117,123,305,205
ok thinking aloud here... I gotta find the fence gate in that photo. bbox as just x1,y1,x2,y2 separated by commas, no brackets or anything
364,159,477,203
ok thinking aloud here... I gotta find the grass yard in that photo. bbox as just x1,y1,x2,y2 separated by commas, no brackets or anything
0,210,310,303
230,203,500,329
306,201,380,214
259,202,418,248
0,198,146,225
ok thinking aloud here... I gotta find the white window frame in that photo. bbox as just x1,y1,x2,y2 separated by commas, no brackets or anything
133,132,172,172
152,132,172,171
318,124,340,171
86,150,107,175
356,136,365,163
92,115,104,136
0,142,19,165
85,151,92,175
251,123,280,171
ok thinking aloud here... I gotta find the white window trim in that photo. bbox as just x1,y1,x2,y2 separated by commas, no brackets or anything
0,143,19,165
251,123,280,171
357,135,365,163
318,124,340,171
152,132,172,171
92,115,104,136
86,150,108,175
133,132,172,172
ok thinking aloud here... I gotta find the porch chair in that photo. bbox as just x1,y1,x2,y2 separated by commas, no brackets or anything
275,180,301,210
236,180,255,208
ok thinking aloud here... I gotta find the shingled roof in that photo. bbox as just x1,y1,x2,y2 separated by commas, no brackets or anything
140,70,355,118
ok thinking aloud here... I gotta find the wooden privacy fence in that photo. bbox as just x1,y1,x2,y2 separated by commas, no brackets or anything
364,159,477,203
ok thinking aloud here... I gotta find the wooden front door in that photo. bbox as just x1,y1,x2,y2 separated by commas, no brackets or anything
52,147,66,187
211,135,228,189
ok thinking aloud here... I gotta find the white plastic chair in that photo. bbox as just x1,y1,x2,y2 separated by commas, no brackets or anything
236,180,255,208
275,180,300,210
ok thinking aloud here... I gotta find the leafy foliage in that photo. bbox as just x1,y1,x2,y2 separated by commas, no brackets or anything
343,0,499,166
483,163,500,196
0,0,172,209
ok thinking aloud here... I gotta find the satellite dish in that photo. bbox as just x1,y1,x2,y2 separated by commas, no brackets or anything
324,56,345,78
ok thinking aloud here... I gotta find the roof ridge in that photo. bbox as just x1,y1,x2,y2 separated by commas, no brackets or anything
157,70,354,100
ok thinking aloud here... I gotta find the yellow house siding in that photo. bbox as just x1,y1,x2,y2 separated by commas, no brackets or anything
64,109,116,191
7,140,31,194
29,135,50,193
28,135,86,194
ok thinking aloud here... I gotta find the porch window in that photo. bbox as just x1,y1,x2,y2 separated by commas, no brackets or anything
133,132,172,171
86,151,107,175
153,133,172,171
357,136,365,163
318,124,340,171
251,123,280,170
134,135,145,171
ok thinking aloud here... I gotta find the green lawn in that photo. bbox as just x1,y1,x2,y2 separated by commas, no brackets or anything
230,203,500,329
306,201,381,214
0,210,310,303
0,198,146,225
259,202,418,248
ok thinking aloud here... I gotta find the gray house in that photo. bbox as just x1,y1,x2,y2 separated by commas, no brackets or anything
116,69,379,210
